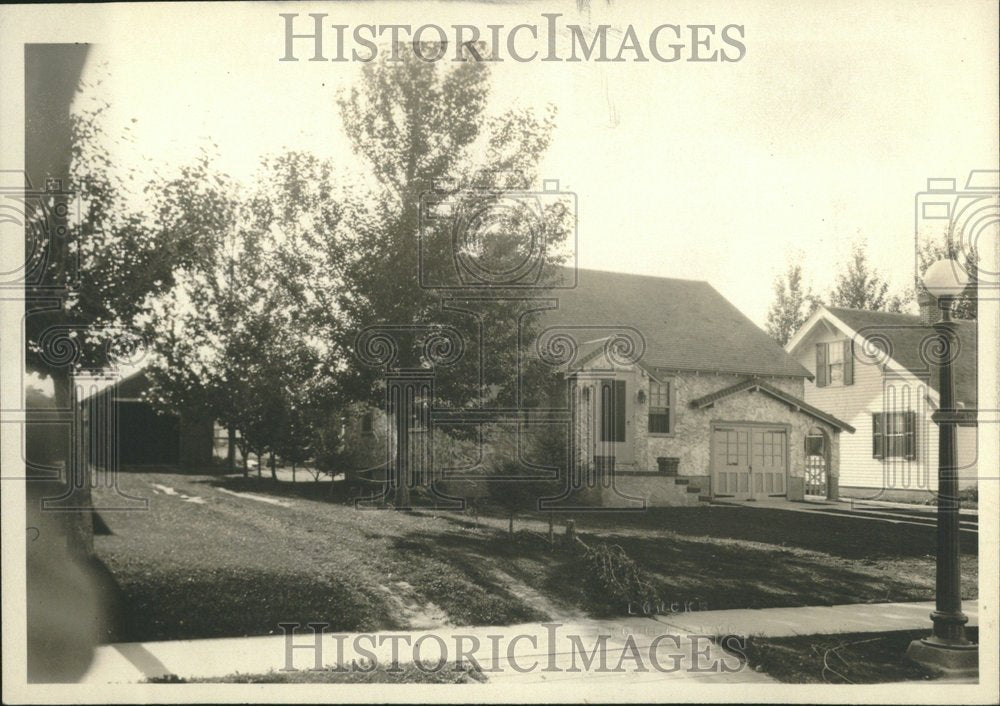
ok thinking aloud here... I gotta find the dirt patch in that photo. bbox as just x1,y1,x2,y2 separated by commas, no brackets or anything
217,487,292,507
487,566,586,623
377,581,453,630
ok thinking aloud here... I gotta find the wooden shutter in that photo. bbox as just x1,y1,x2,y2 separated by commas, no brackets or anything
904,411,917,460
600,382,612,442
600,380,626,443
669,379,677,433
872,413,884,459
843,340,854,386
614,380,626,442
816,343,828,387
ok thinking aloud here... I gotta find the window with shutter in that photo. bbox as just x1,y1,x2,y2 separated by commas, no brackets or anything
872,411,916,460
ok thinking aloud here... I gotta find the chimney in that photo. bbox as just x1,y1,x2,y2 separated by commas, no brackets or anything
917,288,940,326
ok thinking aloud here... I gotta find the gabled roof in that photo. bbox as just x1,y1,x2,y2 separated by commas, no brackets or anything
788,306,977,407
543,268,812,379
688,377,856,432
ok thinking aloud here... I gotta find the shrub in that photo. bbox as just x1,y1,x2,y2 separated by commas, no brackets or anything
578,542,660,614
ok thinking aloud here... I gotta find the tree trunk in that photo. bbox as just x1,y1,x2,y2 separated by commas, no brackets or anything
241,442,248,479
227,427,236,473
548,510,554,545
269,450,277,481
257,452,262,478
508,512,514,536
292,461,296,483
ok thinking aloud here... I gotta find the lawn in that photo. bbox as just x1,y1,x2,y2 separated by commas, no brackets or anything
92,470,977,643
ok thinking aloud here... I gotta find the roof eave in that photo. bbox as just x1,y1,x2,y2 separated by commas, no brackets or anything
689,377,856,433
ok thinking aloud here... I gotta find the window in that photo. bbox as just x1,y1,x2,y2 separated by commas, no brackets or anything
721,429,748,466
816,340,854,387
361,412,374,436
872,411,916,460
648,380,671,434
828,342,844,383
757,430,784,466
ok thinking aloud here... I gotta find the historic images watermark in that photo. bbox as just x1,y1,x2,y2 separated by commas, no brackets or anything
278,622,747,675
279,13,746,64
914,170,998,300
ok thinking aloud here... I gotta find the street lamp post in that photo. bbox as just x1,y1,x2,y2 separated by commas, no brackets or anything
906,259,978,676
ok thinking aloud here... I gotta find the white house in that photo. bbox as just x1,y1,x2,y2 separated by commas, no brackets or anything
785,296,977,502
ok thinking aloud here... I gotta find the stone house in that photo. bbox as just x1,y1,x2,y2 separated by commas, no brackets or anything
545,269,853,506
346,268,854,507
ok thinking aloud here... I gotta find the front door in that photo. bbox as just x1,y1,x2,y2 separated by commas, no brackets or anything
712,425,787,500
596,378,633,466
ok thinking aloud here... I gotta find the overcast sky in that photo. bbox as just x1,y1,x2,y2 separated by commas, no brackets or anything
67,0,1000,327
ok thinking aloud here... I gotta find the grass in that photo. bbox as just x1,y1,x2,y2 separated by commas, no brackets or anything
720,628,979,683
93,470,977,642
149,662,485,684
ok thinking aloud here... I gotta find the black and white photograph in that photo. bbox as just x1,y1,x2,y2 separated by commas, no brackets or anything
1,1,997,702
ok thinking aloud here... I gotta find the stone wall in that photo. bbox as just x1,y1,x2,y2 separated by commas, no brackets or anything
598,471,707,507
569,357,843,500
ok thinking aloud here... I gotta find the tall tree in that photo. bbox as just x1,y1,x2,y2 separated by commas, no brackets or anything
336,49,570,405
335,44,572,505
25,101,216,402
765,262,815,345
827,240,905,313
142,151,344,474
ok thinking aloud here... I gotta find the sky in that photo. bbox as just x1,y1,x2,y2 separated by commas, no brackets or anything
66,0,1000,327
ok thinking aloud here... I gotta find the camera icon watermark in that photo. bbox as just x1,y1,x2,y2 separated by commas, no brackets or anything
914,169,999,299
0,170,79,291
418,177,577,291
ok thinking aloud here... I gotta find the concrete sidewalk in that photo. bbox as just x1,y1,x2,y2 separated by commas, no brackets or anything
79,601,976,684
713,498,978,533
651,600,977,638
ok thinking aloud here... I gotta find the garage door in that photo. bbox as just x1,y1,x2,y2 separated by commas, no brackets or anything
712,425,787,500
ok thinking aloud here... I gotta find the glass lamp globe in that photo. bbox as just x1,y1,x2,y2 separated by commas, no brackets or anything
922,259,970,298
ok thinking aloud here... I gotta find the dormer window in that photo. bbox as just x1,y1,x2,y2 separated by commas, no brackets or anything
816,340,854,387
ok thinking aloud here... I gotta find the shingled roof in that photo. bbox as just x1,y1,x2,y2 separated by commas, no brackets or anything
542,268,812,379
825,307,977,407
